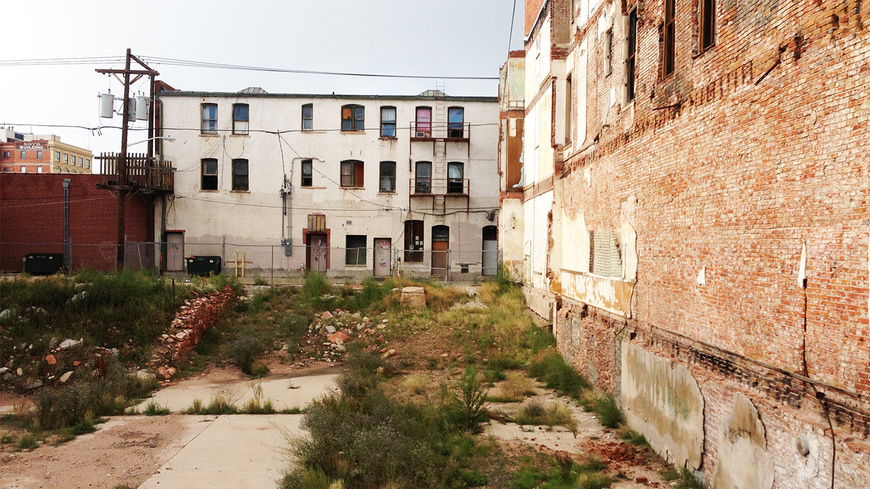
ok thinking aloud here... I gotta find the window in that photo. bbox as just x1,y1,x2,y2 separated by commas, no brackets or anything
36,151,43,159
233,103,249,135
3,151,10,158
663,0,676,77
37,167,43,174
20,151,26,159
341,104,364,131
700,0,715,52
85,159,90,169
627,8,638,102
415,107,432,137
55,151,60,161
340,160,364,187
78,157,83,167
20,166,26,173
447,162,464,194
448,107,465,138
301,159,313,187
63,153,68,163
202,103,218,134
414,161,431,194
232,159,249,191
201,158,218,190
345,235,367,266
565,75,573,143
302,104,313,131
379,161,396,192
590,230,623,278
380,106,397,137
604,29,613,76
404,220,424,262
71,156,76,165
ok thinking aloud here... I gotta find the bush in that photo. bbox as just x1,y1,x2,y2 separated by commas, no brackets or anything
17,433,38,451
302,272,333,309
528,348,589,398
591,393,623,429
226,336,268,375
143,401,170,416
446,367,489,432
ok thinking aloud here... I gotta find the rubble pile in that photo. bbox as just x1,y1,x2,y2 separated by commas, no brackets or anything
149,285,236,380
293,308,391,367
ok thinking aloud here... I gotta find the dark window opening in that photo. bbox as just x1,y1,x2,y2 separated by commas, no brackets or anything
404,220,424,262
232,159,248,191
663,0,676,76
605,29,613,76
379,161,396,192
627,8,638,101
414,161,431,194
201,158,218,190
301,159,313,187
700,0,715,52
341,104,364,131
340,160,364,187
345,235,367,266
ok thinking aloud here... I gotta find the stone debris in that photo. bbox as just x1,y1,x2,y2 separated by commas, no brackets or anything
59,338,83,350
59,371,75,383
292,308,390,368
45,354,57,365
398,286,426,309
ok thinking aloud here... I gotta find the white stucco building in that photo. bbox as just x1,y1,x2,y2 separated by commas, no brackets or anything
155,88,500,280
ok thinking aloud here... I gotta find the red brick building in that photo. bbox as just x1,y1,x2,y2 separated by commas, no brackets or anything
0,174,148,272
1,130,94,174
505,0,869,486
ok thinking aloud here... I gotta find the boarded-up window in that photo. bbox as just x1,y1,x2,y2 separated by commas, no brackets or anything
308,214,326,232
590,230,622,278
340,160,364,187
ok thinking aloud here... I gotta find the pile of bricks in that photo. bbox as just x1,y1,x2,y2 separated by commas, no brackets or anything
149,285,236,379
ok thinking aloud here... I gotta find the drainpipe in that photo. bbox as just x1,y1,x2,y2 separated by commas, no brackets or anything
62,179,71,273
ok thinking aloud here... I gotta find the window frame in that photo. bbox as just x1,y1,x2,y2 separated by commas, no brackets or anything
345,235,367,266
699,0,716,53
232,103,250,135
447,162,465,194
404,220,424,263
414,161,432,194
341,104,365,131
379,161,396,193
54,151,60,161
340,160,364,188
202,103,218,135
20,151,26,159
301,159,313,187
302,103,313,131
448,107,465,138
36,150,43,160
663,0,676,77
380,106,397,138
415,107,432,137
604,28,613,76
201,158,218,191
626,7,638,102
231,158,249,191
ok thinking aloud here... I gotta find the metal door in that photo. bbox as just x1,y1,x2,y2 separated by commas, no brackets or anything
374,238,392,277
431,225,449,277
166,232,184,272
307,234,328,273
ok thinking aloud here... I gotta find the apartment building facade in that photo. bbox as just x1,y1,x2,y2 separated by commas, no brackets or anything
505,0,870,486
156,89,499,280
0,130,93,174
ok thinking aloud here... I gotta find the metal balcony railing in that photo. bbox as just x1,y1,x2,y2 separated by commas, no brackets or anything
409,177,470,196
409,121,471,141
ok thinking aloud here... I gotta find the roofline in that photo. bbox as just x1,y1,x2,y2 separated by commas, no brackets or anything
157,91,498,103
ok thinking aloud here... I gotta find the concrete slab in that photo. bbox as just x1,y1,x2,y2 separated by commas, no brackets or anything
139,414,304,489
136,374,339,413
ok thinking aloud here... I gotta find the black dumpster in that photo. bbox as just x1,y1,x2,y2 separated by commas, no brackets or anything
23,253,65,275
186,256,222,276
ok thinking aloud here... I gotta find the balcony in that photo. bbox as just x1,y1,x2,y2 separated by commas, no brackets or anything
410,121,471,143
96,152,175,194
409,177,470,212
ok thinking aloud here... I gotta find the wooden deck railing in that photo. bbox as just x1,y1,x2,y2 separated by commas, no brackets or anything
97,153,174,193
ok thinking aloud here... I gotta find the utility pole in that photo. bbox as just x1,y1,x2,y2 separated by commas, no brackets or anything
96,49,158,269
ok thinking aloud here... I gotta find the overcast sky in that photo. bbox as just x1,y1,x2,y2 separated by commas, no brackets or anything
1,0,523,157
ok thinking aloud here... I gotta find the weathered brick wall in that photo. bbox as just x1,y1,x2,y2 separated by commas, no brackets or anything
0,174,149,271
551,0,869,486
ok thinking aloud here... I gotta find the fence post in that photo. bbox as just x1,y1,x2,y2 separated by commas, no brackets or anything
271,245,274,285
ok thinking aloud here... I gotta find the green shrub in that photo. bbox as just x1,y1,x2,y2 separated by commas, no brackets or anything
17,433,38,450
446,367,489,432
226,336,267,375
143,402,170,416
591,393,623,429
301,272,332,309
528,348,589,398
577,472,613,489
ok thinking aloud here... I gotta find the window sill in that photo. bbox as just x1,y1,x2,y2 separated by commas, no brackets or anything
378,190,397,195
341,130,366,134
230,190,250,193
340,186,365,190
200,133,219,137
379,136,398,141
301,130,328,134
200,189,219,193
300,186,327,190
345,264,367,268
230,133,250,137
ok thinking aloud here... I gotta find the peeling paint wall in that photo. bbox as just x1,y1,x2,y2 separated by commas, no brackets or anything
712,393,775,489
621,341,704,470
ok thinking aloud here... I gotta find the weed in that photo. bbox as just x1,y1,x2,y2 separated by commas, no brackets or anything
590,393,623,429
0,432,13,444
619,428,649,447
226,336,268,375
554,451,574,482
17,433,38,450
253,273,269,286
666,466,704,489
281,407,304,414
576,456,608,472
143,401,170,416
184,394,237,415
241,384,276,414
301,272,333,309
402,374,428,395
577,472,613,489
185,398,204,414
514,401,576,431
528,348,589,398
447,367,489,432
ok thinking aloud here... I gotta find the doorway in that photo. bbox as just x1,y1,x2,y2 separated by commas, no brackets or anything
431,225,449,277
374,238,392,277
306,233,328,273
165,231,184,272
482,226,498,276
